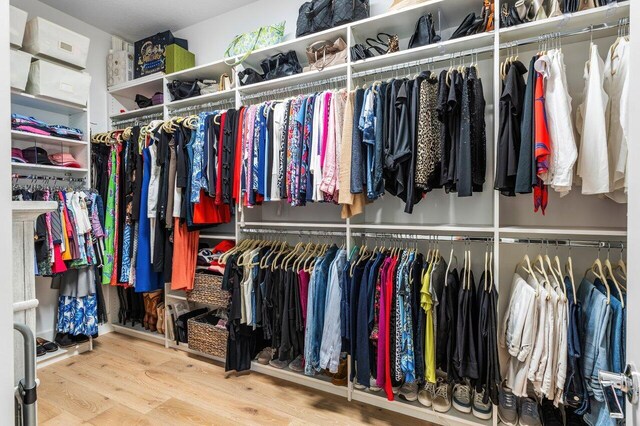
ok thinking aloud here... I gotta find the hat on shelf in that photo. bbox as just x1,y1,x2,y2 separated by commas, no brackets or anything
22,147,52,165
11,148,26,163
48,152,82,168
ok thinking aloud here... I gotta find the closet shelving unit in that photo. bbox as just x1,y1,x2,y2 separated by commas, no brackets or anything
105,1,630,424
11,71,93,367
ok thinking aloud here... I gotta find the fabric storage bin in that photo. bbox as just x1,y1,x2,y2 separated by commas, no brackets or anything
10,50,31,91
187,312,228,358
107,50,134,87
165,44,195,75
23,17,90,69
10,6,28,47
187,273,229,309
27,60,91,106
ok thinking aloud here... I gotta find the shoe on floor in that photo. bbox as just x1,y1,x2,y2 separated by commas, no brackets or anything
520,397,542,426
432,379,452,413
36,337,58,353
288,355,304,372
54,333,75,348
256,347,275,365
418,381,437,407
472,387,493,420
498,382,519,426
268,358,289,369
398,382,418,402
453,383,472,413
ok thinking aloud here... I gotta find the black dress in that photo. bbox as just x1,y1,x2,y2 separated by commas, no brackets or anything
515,56,538,194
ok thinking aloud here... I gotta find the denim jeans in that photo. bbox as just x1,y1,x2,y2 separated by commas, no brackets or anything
319,250,347,373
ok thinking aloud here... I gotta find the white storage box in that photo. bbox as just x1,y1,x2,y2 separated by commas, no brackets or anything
10,50,31,91
26,60,91,106
10,6,28,47
107,50,134,87
23,17,90,69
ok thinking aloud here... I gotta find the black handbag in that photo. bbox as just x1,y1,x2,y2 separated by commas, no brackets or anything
175,308,208,344
332,0,370,26
500,4,524,28
296,0,370,37
167,80,201,101
408,13,441,49
450,13,484,39
238,68,265,86
135,94,152,109
260,50,302,81
350,43,373,61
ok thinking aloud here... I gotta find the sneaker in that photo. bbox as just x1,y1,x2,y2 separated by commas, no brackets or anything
472,388,493,420
520,397,542,426
288,355,304,372
256,347,275,365
498,383,519,426
268,358,289,369
398,382,418,402
453,383,472,413
539,400,563,426
418,381,437,407
432,379,452,413
353,379,366,390
369,376,381,392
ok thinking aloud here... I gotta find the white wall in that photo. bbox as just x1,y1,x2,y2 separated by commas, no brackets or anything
175,0,393,65
11,0,112,132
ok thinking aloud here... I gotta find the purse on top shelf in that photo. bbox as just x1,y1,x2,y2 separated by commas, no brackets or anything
304,37,348,72
408,13,441,49
260,50,303,81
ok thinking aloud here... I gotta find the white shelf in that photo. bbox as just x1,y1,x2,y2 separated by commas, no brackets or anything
12,163,88,174
237,63,348,96
11,130,88,148
351,389,490,426
250,361,347,398
110,104,164,121
166,293,188,301
499,2,630,43
349,223,495,234
36,340,92,369
108,73,165,98
166,89,236,110
165,58,232,81
111,323,165,345
240,221,347,229
11,90,87,115
199,233,237,240
498,226,627,237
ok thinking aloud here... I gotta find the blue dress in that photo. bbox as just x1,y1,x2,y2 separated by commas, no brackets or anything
135,147,162,292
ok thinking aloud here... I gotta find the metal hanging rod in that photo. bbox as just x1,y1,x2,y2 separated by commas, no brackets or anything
241,75,348,101
12,174,86,183
499,237,625,249
499,18,628,50
240,228,347,237
351,45,494,80
168,98,236,115
111,111,164,126
352,232,493,243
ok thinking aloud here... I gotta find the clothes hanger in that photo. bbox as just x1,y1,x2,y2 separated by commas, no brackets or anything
604,243,625,304
515,245,541,297
584,247,610,304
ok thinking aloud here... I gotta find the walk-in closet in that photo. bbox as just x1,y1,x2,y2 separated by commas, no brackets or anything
4,0,639,424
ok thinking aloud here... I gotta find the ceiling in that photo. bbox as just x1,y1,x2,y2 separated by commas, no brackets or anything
38,0,259,41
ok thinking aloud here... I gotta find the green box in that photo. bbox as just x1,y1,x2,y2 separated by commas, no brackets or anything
165,43,195,74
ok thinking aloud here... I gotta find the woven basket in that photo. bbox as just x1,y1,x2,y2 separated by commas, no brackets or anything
187,313,228,358
187,273,229,308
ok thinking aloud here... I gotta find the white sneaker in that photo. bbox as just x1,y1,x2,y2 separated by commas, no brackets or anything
369,376,381,392
472,388,493,420
452,383,472,413
398,382,418,401
418,381,437,407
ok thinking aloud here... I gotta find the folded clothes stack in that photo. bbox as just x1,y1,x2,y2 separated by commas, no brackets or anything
12,146,82,168
11,113,84,140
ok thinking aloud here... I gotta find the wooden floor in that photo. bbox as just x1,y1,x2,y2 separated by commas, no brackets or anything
37,333,432,425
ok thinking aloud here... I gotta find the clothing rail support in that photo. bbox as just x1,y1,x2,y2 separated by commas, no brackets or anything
240,75,348,101
499,237,625,249
110,111,165,127
167,98,236,115
351,232,493,243
240,228,347,238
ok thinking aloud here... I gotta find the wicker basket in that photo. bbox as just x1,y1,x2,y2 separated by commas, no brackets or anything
187,312,228,358
187,273,229,308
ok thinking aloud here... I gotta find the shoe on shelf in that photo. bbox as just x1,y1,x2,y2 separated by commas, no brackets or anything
268,358,289,369
398,382,418,402
36,337,58,353
432,379,452,413
539,399,564,426
256,347,275,365
472,387,493,420
369,376,381,392
453,382,472,413
331,357,347,387
498,382,519,426
418,381,437,407
288,355,304,372
36,345,46,357
73,334,90,344
520,397,542,426
54,333,75,348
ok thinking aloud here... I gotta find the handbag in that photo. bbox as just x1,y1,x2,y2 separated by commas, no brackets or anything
350,43,374,61
296,0,370,37
260,50,303,81
238,68,265,86
365,32,399,56
408,13,441,49
303,37,348,72
219,73,233,91
224,21,285,65
151,92,164,105
135,94,152,109
450,13,484,40
197,80,218,95
501,3,524,27
167,80,201,101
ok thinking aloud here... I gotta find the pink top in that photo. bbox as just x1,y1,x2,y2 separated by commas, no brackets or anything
376,258,392,390
320,95,337,195
320,91,332,169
